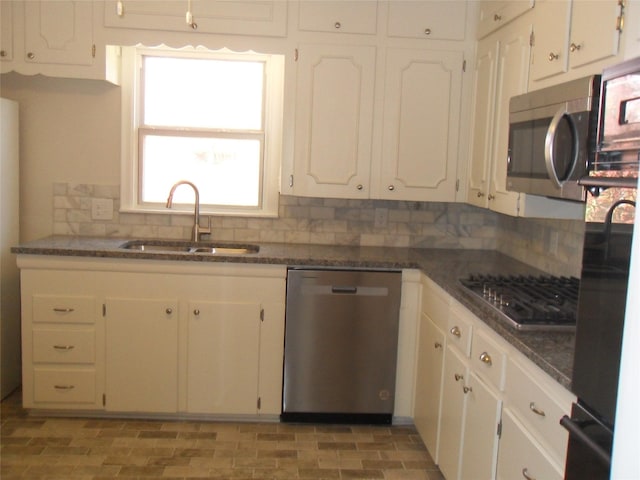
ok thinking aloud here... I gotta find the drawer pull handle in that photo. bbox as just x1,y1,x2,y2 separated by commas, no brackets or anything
479,352,493,366
54,385,75,390
529,402,546,417
454,373,464,382
53,308,75,313
450,326,461,338
53,345,75,351
522,468,536,480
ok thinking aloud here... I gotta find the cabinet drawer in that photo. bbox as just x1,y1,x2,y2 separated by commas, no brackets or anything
298,1,378,34
33,368,96,404
447,305,473,357
505,358,570,462
32,328,95,364
497,408,563,480
33,295,95,324
470,328,506,391
387,1,467,41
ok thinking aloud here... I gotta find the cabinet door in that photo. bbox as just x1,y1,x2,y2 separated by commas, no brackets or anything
376,49,462,201
459,372,502,480
569,0,622,70
488,20,531,216
24,1,94,66
293,44,375,199
104,0,287,37
477,0,533,39
298,1,377,35
468,38,497,207
497,408,564,480
529,0,571,82
186,301,260,415
439,345,469,480
387,1,467,41
414,313,445,462
0,1,13,62
105,298,178,413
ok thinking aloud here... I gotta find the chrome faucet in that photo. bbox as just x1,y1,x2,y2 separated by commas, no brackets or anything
166,180,211,242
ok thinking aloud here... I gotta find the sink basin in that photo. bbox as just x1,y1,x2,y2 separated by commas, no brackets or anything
119,240,259,255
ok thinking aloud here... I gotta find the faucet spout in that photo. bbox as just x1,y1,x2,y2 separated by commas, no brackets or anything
166,180,212,242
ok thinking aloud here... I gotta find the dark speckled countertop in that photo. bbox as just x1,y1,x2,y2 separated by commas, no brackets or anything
12,235,574,389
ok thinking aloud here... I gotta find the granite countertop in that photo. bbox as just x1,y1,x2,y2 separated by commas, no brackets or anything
12,235,574,389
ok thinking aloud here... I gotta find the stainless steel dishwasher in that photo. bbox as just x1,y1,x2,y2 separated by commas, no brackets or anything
281,268,402,424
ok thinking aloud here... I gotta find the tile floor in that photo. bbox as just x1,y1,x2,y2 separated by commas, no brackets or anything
1,389,445,480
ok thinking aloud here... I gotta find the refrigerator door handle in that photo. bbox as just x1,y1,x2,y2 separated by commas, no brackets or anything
560,415,612,467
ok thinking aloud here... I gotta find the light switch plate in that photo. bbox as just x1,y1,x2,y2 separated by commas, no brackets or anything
91,198,114,220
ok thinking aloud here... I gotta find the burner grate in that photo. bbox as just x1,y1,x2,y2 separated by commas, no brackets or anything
460,274,579,331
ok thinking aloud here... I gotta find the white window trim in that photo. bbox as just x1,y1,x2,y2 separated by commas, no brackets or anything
120,45,284,217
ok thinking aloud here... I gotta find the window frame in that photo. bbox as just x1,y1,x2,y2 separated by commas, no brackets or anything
120,45,284,217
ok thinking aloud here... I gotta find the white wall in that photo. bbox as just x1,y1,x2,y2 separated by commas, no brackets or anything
0,73,120,241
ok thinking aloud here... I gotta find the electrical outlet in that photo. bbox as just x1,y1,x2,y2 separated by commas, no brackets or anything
374,208,388,228
91,198,114,220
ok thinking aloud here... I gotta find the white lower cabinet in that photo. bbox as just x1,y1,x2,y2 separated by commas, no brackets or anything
18,256,286,417
414,274,574,480
497,408,563,480
105,297,179,413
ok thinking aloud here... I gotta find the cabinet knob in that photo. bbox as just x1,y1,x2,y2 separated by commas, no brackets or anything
334,21,341,29
193,309,200,316
356,184,363,190
570,42,582,52
487,194,495,200
454,373,464,382
424,28,431,35
548,52,560,61
388,185,395,191
450,326,461,338
494,14,502,21
434,341,442,349
27,52,35,60
166,307,173,315
522,468,536,480
529,402,546,417
476,191,485,198
479,352,493,366
0,50,6,58
463,385,473,394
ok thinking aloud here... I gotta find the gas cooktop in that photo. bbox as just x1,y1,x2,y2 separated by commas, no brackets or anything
460,274,579,331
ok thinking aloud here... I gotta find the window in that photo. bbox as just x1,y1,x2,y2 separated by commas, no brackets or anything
120,46,284,216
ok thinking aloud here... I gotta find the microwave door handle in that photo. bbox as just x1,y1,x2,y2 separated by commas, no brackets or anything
545,107,577,188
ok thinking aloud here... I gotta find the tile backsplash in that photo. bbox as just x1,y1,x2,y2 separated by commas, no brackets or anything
52,182,583,276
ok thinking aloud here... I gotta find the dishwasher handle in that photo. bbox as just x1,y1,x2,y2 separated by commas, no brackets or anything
331,286,358,294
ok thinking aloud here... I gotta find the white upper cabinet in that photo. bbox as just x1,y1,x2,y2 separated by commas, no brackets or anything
1,1,119,83
292,43,376,199
386,1,467,41
530,0,624,85
375,48,463,201
103,0,288,37
477,0,534,39
298,0,378,35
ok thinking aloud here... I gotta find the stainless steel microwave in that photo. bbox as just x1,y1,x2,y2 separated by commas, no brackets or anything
507,75,601,201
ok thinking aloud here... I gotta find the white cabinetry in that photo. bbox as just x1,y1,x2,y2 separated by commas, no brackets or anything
414,274,575,480
105,297,179,413
289,1,467,202
530,0,625,86
20,270,103,410
0,1,119,83
467,13,583,218
18,257,286,417
292,43,376,199
103,0,287,37
477,1,534,39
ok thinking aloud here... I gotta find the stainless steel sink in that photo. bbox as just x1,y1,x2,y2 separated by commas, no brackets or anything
119,240,259,255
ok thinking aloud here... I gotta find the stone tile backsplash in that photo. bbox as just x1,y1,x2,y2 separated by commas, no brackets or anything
52,182,583,276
